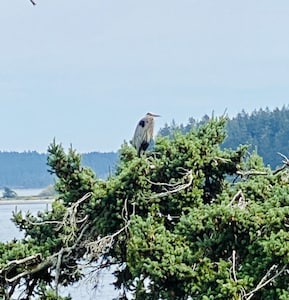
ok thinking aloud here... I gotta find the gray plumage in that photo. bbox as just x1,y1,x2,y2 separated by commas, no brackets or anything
132,112,160,157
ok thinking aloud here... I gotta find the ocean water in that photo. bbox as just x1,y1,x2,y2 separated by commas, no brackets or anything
0,200,120,299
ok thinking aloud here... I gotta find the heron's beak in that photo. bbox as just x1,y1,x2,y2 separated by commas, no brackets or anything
152,114,161,117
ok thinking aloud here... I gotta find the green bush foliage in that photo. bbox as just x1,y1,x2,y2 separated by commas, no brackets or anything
1,116,289,299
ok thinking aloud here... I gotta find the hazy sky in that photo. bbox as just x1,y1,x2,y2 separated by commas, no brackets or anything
1,0,289,153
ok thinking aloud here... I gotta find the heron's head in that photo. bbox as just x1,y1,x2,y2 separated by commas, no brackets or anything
146,112,160,118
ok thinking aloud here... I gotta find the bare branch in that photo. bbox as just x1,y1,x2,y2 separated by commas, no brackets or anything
244,264,287,300
228,190,247,209
231,250,237,282
84,222,130,262
228,252,287,299
272,152,289,175
233,152,289,179
57,192,91,244
236,170,267,178
0,191,134,298
150,169,193,199
28,220,61,226
277,152,289,164
213,156,232,165
55,248,64,296
2,222,90,288
146,178,183,188
229,250,247,299
3,254,53,284
0,193,92,297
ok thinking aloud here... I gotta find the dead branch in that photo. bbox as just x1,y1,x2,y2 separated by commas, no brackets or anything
212,157,232,165
3,254,53,284
2,223,90,289
84,193,134,265
234,152,289,181
229,250,246,298
28,220,61,226
146,178,184,188
3,254,42,283
228,252,287,299
228,190,247,209
150,169,193,199
4,254,42,270
121,197,136,224
55,248,64,296
84,221,130,262
28,193,91,229
272,152,289,175
236,170,267,179
1,194,91,297
231,250,237,282
244,264,287,300
0,191,134,298
277,152,289,165
56,192,91,244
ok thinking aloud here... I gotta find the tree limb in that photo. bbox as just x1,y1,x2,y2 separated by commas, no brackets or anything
272,152,289,175
55,248,64,296
0,189,135,298
236,170,267,179
4,254,53,284
56,192,91,244
84,221,131,262
244,264,287,299
228,190,247,209
231,250,237,282
150,169,193,198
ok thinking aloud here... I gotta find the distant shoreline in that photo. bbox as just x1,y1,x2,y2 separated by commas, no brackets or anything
0,199,54,205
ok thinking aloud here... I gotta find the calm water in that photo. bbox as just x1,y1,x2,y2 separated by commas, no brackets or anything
0,198,120,299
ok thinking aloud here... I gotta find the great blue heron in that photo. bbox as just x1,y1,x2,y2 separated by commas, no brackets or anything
132,112,160,157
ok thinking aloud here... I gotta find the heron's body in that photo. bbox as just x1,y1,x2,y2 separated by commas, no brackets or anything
132,113,160,157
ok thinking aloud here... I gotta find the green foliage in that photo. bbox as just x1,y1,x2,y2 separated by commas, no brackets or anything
160,106,289,169
35,287,72,300
222,106,289,168
47,140,97,204
2,116,289,299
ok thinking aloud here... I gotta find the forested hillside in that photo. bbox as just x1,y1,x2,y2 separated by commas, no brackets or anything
159,106,289,169
0,151,50,188
1,106,288,188
0,151,118,188
223,107,289,168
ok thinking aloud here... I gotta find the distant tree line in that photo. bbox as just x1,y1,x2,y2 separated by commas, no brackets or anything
1,106,288,188
0,151,50,188
0,151,118,188
159,106,289,169
223,106,289,168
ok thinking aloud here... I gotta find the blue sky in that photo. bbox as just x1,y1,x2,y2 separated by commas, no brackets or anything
0,0,289,153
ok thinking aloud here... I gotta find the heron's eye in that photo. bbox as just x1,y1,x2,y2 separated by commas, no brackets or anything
139,120,145,127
